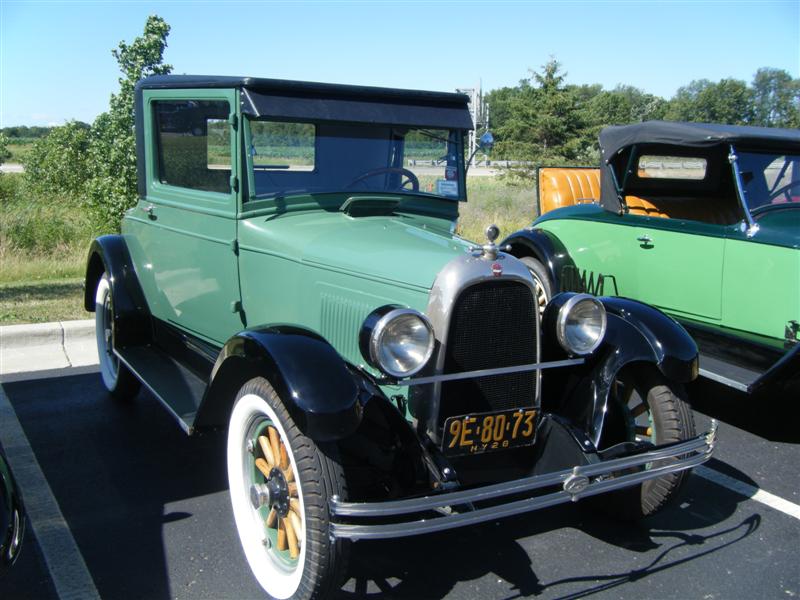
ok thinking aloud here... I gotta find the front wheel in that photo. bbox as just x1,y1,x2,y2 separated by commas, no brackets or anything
94,273,140,400
227,377,348,599
598,368,696,519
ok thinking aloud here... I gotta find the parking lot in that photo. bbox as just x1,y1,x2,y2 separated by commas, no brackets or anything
1,368,798,599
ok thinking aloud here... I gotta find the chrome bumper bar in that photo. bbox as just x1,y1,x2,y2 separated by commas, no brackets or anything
330,420,717,540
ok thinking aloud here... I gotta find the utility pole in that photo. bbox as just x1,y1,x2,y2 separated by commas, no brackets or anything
456,82,489,167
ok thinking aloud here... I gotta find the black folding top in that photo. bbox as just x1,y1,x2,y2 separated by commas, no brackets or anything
136,75,474,129
600,121,800,162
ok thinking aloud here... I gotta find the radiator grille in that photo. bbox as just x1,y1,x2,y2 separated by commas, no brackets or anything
440,281,538,423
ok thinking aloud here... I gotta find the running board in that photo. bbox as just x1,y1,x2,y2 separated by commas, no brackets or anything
698,354,761,393
115,345,207,433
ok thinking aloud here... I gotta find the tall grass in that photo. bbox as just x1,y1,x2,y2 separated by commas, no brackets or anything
458,175,537,242
0,173,92,283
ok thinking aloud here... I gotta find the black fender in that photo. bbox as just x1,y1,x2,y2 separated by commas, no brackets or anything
501,227,577,293
195,325,376,441
541,293,698,446
84,235,151,348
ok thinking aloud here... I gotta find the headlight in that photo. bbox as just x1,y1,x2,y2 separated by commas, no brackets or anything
556,294,607,355
360,306,435,378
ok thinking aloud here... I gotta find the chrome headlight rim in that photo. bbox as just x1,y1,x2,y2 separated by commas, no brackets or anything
367,307,436,379
556,294,607,356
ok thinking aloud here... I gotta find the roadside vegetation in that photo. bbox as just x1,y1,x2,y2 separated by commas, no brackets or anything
1,13,796,324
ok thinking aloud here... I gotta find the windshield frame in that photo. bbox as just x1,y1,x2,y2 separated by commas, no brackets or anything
242,116,468,205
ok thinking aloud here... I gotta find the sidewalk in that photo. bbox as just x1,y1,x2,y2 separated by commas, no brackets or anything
0,320,98,378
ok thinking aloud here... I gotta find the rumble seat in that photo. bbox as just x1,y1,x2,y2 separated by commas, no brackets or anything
538,167,600,214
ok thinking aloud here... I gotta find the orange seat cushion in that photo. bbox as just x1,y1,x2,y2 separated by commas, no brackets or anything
538,168,600,214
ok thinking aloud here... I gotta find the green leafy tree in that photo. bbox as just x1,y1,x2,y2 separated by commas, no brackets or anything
751,67,800,128
22,121,91,196
85,15,172,231
0,133,11,166
665,78,754,124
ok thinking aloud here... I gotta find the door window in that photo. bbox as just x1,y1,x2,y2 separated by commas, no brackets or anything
154,100,231,193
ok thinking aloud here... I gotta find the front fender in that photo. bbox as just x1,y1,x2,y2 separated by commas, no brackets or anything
544,294,698,446
501,227,577,293
196,326,371,441
84,235,151,348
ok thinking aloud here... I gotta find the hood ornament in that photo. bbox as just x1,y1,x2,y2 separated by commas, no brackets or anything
469,224,511,260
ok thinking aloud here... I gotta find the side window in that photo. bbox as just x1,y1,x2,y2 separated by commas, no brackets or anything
154,100,231,193
250,121,316,171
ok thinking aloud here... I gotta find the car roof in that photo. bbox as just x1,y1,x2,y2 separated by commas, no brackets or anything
600,121,800,161
136,75,470,107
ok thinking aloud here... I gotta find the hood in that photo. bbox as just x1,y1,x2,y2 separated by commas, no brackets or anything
241,211,471,290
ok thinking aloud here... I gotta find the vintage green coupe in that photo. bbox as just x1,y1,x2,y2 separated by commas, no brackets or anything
505,121,800,395
85,78,715,599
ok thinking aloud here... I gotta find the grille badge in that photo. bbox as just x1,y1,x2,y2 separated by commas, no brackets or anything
492,263,503,277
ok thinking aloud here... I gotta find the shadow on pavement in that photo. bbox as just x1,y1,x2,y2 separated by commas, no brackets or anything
338,467,759,599
4,372,230,600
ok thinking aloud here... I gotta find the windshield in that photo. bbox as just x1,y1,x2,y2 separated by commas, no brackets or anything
737,151,800,213
246,119,465,201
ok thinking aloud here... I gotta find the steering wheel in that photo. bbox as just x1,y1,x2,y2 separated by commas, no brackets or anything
346,167,419,192
767,180,800,203
751,180,800,219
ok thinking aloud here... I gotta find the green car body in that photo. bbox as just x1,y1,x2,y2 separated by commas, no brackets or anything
505,121,800,394
84,78,716,598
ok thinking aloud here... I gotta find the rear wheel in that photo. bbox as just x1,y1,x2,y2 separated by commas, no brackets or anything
519,256,552,315
94,273,140,400
227,377,348,599
599,368,696,519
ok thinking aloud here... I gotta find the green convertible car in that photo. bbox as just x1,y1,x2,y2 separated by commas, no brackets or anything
504,121,800,395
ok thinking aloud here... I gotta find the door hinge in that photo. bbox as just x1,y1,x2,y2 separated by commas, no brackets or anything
230,239,239,255
228,113,238,129
230,300,243,314
230,175,239,192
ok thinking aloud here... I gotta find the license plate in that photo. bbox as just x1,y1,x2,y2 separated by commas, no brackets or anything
442,407,537,456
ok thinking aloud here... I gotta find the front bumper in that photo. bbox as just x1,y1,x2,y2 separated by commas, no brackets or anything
330,417,717,540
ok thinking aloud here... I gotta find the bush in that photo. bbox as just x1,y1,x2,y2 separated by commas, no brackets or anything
22,121,91,199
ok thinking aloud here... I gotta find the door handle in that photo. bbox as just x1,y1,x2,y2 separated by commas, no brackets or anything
141,204,156,218
637,234,652,244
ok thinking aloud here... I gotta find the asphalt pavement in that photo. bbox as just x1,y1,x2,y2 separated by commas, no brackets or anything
0,327,798,599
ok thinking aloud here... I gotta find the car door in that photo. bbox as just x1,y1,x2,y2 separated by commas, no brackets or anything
627,215,726,321
124,88,243,345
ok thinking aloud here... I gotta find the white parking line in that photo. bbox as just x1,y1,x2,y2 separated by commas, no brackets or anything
696,465,800,521
0,384,101,600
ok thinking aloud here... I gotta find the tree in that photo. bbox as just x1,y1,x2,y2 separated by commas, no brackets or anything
22,121,91,196
751,67,800,128
493,58,586,164
0,133,11,166
665,78,754,124
84,15,172,231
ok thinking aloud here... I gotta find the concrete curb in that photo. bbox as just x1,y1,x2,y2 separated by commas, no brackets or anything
0,319,97,377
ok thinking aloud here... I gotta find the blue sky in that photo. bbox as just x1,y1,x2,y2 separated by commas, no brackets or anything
1,0,798,127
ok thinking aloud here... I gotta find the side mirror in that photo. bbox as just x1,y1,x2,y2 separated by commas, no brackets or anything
478,131,494,152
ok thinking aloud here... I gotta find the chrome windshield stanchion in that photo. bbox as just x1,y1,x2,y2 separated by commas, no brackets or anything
729,145,760,238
